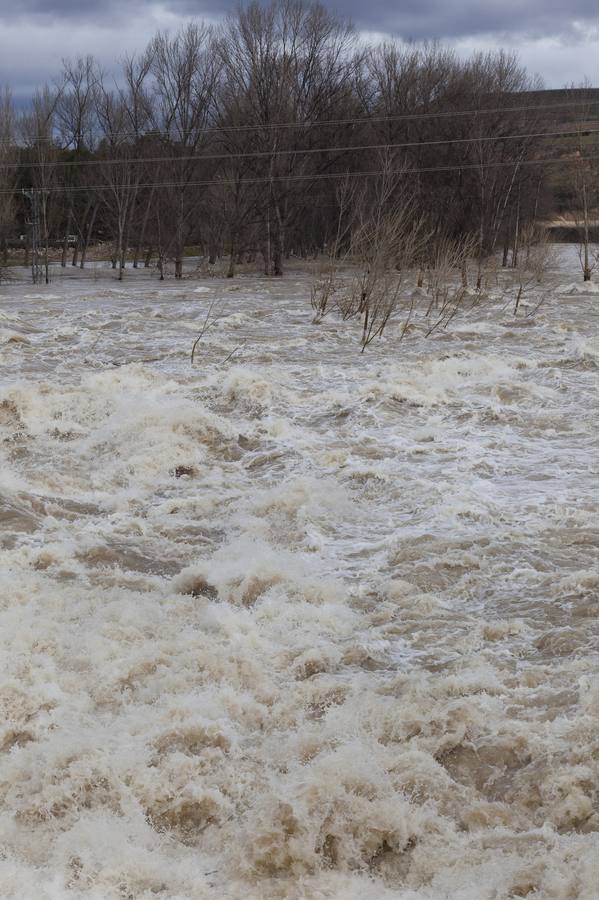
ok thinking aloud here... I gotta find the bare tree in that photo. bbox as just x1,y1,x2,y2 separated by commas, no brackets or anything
567,82,599,281
149,24,220,278
55,56,99,268
220,0,359,276
0,88,17,267
20,86,61,283
0,9,575,291
511,224,554,315
423,233,474,328
310,176,357,321
348,159,427,349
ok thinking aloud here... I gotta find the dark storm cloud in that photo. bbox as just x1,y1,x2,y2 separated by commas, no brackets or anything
0,0,599,97
0,0,140,18
0,0,122,21
0,0,224,25
1,0,598,41
323,0,599,41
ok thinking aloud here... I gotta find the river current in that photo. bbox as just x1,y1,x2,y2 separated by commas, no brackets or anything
0,250,598,898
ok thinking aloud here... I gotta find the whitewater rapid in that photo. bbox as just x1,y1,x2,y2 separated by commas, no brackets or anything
0,252,598,898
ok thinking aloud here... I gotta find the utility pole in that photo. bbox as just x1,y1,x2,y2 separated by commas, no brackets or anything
22,188,45,285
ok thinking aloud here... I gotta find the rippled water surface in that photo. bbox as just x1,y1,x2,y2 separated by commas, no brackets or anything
1,252,598,898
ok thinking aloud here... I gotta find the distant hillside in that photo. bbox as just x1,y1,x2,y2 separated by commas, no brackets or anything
517,87,599,110
517,87,599,128
510,89,599,236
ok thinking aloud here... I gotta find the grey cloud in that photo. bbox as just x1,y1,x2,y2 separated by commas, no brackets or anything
0,0,125,21
0,0,224,25
331,0,599,41
1,0,599,100
141,0,599,41
1,0,599,41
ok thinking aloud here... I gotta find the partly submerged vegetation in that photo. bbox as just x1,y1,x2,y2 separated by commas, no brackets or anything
0,2,598,286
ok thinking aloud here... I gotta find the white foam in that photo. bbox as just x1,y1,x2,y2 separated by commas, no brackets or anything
0,261,598,897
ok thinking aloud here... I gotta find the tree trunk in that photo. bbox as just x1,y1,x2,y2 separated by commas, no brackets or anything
261,241,271,276
227,232,237,278
61,206,72,268
272,233,283,277
583,182,591,280
74,199,92,267
41,198,50,285
461,260,468,288
80,206,97,270
511,188,521,269
120,221,130,277
134,188,154,268
476,216,484,290
174,191,185,279
272,202,284,276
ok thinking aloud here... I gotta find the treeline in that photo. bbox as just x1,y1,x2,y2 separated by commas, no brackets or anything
0,0,596,281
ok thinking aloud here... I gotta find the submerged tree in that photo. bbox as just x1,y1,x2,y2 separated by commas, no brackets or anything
149,23,221,278
0,0,589,286
0,88,17,268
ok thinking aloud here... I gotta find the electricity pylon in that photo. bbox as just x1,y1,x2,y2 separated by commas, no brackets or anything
23,188,48,284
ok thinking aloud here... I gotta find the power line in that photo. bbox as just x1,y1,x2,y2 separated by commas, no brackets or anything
7,125,599,172
4,96,599,150
7,150,599,198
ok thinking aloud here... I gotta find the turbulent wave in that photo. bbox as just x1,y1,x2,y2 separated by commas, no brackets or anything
0,256,598,898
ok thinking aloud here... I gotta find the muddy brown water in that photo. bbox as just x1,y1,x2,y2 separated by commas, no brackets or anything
0,251,598,898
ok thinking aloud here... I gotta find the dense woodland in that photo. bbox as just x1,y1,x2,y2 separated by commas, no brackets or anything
0,0,598,283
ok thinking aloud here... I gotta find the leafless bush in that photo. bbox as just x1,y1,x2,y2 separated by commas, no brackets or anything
423,234,476,334
348,161,428,350
191,299,224,365
310,161,478,349
310,178,357,323
574,224,599,284
511,225,554,315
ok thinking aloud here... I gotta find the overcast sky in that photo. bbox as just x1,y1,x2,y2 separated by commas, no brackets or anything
1,0,598,102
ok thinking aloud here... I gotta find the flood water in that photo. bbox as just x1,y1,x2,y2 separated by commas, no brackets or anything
0,251,598,898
